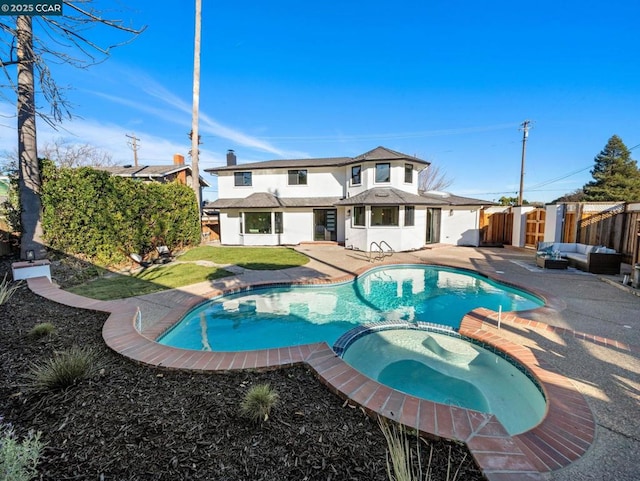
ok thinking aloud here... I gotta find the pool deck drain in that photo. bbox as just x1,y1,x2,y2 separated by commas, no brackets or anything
25,248,640,481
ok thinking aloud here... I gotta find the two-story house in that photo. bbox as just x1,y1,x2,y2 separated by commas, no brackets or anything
206,146,491,251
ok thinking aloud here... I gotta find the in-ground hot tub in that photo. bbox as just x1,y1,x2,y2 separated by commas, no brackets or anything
338,327,547,435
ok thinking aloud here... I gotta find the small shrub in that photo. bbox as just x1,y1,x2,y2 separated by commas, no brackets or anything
28,346,103,392
0,274,21,305
27,323,56,339
378,417,468,481
379,418,416,481
0,422,44,481
240,383,279,423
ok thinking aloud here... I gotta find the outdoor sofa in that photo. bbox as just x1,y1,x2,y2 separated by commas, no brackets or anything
537,242,622,275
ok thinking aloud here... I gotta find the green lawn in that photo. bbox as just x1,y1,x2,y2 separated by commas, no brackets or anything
66,246,309,300
177,246,309,270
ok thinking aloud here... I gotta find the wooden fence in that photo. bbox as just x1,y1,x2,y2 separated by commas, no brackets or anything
480,210,513,246
575,206,640,265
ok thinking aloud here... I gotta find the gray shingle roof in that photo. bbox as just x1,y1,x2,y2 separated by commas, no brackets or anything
208,193,342,209
335,188,431,206
352,146,426,163
419,191,493,206
205,146,430,174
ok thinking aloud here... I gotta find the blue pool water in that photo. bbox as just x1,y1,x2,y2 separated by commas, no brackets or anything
341,328,546,435
158,265,543,351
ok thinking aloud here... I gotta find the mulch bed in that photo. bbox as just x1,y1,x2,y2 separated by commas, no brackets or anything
0,258,485,480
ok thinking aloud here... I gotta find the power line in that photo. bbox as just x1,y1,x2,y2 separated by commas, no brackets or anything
527,165,592,190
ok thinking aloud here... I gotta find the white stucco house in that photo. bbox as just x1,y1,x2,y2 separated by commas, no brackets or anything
205,146,492,252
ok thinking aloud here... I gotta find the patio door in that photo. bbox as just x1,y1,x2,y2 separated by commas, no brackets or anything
314,209,337,241
426,208,441,244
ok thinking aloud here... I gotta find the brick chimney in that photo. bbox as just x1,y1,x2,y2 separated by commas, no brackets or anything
173,154,185,165
226,149,237,166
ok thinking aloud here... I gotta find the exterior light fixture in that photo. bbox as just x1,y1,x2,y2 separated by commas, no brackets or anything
26,249,35,262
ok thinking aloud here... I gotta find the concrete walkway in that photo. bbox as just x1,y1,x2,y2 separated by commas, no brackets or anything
27,244,640,481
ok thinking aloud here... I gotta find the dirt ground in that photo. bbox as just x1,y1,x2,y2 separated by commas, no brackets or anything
0,258,484,480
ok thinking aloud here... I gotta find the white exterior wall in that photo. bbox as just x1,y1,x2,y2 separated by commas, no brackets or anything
219,211,241,245
344,206,427,252
346,161,421,198
218,209,345,246
281,210,314,244
218,168,345,199
544,204,565,243
439,208,482,246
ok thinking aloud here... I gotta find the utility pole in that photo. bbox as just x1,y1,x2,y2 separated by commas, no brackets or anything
191,0,202,214
518,120,531,206
126,133,140,167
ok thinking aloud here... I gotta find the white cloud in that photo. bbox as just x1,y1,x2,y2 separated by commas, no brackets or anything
91,68,307,158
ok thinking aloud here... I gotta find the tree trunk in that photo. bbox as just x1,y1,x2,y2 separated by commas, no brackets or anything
16,16,46,260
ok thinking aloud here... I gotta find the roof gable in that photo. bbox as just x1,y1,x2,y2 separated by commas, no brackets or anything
352,146,427,164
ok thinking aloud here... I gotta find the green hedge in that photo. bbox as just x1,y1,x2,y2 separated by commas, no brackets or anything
41,161,201,266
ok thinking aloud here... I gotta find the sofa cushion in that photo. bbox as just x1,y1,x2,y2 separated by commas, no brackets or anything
556,243,578,253
594,246,617,254
564,252,588,265
576,244,597,255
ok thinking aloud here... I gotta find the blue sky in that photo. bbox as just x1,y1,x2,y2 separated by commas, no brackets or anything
1,0,639,203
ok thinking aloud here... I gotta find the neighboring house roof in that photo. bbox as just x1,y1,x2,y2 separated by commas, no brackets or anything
98,165,210,187
205,146,430,174
209,193,342,209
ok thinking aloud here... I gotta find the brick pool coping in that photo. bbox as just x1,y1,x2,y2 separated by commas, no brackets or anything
27,262,632,481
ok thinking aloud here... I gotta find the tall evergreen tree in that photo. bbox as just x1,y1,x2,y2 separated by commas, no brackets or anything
583,135,640,202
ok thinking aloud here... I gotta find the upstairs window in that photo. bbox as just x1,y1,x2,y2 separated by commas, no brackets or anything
288,169,308,185
375,163,390,183
234,171,252,186
404,164,413,183
351,165,361,185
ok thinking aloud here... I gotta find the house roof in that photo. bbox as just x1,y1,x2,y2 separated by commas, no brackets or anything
205,146,430,174
418,191,493,206
98,165,211,187
208,193,342,209
352,146,426,163
337,188,492,206
210,189,492,210
336,188,433,206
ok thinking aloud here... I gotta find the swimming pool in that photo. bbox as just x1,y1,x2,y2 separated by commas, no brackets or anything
158,265,543,351
339,327,546,435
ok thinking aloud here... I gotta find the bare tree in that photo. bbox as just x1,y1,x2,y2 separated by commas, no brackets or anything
41,138,115,168
1,4,145,260
418,164,454,193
